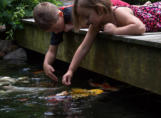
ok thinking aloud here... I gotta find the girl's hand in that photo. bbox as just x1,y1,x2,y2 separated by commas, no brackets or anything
62,70,73,86
103,23,117,35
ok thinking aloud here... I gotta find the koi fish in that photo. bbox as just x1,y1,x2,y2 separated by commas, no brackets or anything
46,91,70,102
18,98,28,102
89,81,118,91
32,70,44,74
70,88,104,99
45,88,104,101
0,76,30,85
0,82,10,87
2,86,59,93
0,76,16,84
17,76,29,81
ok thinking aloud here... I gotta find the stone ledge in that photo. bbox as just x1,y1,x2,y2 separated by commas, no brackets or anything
22,18,161,48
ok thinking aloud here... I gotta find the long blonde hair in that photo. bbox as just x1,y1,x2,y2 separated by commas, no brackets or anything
73,0,112,31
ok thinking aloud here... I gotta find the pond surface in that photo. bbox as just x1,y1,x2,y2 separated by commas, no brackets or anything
0,59,161,118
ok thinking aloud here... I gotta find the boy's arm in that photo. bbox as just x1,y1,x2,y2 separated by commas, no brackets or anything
62,25,99,85
43,45,59,81
104,7,146,35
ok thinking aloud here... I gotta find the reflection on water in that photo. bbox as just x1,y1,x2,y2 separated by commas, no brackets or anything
0,59,161,118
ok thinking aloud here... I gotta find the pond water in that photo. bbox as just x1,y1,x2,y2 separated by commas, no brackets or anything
0,59,161,118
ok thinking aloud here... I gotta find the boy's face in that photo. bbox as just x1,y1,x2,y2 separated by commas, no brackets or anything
47,12,65,33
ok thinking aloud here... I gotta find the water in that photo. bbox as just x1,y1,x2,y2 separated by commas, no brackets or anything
0,59,161,118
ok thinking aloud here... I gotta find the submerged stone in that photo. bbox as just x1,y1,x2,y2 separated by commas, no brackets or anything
0,76,16,84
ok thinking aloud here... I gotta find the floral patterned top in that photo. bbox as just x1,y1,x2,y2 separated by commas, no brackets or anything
129,2,161,32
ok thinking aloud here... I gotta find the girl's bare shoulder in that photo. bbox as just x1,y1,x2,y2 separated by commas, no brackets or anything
112,6,133,15
112,6,136,26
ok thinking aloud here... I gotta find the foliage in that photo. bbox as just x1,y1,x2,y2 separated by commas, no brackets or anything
0,0,62,40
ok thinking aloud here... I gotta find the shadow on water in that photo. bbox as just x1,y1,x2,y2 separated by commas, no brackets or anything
0,51,161,118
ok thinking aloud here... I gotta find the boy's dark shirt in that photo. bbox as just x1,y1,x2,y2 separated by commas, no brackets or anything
50,6,72,45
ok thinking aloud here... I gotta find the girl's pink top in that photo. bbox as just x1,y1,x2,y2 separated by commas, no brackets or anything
130,2,161,32
111,0,130,6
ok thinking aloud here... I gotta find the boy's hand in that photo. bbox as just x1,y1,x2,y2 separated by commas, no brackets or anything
43,64,58,82
62,70,73,86
103,23,117,35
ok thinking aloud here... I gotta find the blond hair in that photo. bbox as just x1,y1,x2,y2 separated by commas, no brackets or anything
33,2,59,30
73,0,112,31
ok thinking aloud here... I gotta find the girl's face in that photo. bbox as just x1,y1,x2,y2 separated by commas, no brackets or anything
77,6,103,26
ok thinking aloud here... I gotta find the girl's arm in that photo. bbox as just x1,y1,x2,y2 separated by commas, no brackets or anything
62,25,99,85
104,7,146,35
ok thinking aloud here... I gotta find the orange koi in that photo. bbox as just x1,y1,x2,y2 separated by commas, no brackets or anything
18,98,28,102
89,81,119,92
33,70,44,74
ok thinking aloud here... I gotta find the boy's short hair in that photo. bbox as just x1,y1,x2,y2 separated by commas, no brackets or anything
33,2,59,30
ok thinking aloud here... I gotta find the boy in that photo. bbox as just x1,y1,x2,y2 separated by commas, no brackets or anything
33,2,73,82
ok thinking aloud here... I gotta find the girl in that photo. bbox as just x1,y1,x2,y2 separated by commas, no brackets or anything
62,0,161,85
